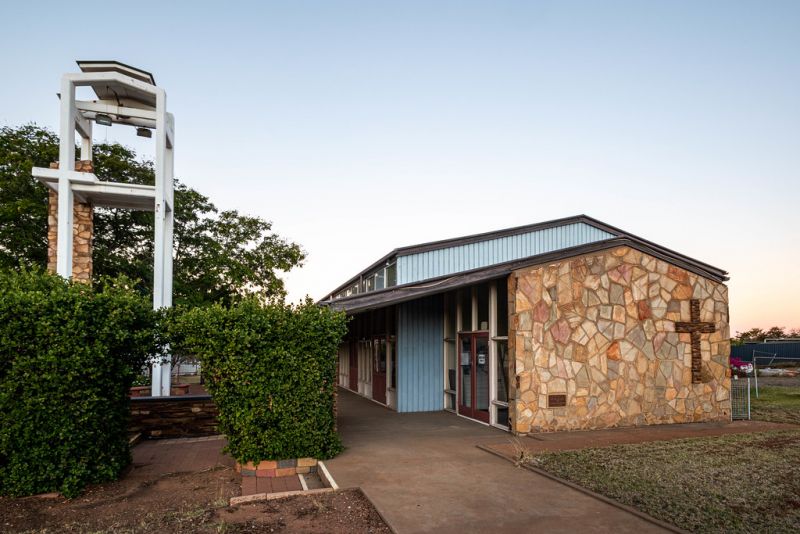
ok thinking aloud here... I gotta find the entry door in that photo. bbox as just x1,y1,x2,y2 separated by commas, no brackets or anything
458,333,490,423
372,338,387,405
349,342,358,391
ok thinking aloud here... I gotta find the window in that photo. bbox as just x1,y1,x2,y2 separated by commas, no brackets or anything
376,338,387,373
375,270,385,290
496,341,508,403
496,278,508,336
386,262,397,287
459,289,472,332
493,340,509,428
496,405,509,427
444,293,456,340
477,283,489,331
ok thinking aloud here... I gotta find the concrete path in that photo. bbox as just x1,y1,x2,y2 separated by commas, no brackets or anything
327,389,667,533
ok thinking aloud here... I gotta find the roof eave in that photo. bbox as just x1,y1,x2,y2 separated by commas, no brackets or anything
321,237,729,314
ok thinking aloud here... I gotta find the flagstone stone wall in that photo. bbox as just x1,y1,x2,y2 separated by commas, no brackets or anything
46,160,93,282
508,246,731,433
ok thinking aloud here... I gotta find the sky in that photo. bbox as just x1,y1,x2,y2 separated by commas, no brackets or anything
1,1,798,334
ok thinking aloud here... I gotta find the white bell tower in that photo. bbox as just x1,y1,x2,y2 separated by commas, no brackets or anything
32,60,175,396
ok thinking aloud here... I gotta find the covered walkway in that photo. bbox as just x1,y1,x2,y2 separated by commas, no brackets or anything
326,388,666,533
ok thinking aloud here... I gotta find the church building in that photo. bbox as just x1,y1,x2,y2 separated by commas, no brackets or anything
322,215,731,433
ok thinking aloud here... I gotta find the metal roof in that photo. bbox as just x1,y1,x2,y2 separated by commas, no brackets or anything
322,215,729,312
76,60,157,108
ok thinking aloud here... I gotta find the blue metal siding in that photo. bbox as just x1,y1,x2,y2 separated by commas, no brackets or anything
731,342,800,362
397,295,443,413
396,222,614,285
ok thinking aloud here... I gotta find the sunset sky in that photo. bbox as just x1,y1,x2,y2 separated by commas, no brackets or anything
1,1,798,334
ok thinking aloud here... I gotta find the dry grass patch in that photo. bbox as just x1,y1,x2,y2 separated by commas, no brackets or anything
751,386,800,424
528,430,800,533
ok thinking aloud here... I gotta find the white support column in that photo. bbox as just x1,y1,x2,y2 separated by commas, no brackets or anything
163,113,175,308
489,283,498,426
151,88,171,396
80,120,92,162
56,76,76,278
153,89,167,311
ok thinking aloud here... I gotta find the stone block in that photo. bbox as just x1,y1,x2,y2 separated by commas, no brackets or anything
275,467,296,477
297,457,317,467
257,460,278,470
277,458,297,469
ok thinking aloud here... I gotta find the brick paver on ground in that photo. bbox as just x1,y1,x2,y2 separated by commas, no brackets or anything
241,474,303,496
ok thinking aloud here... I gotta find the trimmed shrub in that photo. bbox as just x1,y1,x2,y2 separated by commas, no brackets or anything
169,299,347,462
0,269,157,497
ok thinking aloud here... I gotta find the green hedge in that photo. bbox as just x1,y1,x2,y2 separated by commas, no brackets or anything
170,299,347,462
0,269,157,497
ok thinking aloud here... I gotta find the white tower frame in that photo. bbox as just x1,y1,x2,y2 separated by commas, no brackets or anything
32,61,175,396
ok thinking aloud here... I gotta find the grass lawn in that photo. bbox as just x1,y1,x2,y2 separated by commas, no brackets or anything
751,386,800,424
528,430,800,533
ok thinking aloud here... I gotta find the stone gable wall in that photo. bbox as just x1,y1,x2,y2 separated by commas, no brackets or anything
508,246,731,433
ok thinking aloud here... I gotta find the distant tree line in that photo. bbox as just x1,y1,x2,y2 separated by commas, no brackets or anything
732,327,800,345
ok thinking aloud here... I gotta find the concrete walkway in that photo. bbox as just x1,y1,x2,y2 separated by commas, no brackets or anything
327,389,667,533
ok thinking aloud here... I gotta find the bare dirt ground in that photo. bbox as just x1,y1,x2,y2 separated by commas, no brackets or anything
0,464,388,533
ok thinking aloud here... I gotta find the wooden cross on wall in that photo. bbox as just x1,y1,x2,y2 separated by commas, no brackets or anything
675,299,716,384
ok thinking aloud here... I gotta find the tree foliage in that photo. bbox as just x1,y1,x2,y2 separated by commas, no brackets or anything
0,125,58,269
0,124,305,306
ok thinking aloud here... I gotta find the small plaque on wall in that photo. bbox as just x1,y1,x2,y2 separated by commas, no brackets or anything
548,394,567,408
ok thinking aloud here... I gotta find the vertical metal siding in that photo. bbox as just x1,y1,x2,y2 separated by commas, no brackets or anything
397,295,444,413
397,222,614,284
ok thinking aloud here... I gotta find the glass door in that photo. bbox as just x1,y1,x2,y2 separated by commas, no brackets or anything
458,333,490,423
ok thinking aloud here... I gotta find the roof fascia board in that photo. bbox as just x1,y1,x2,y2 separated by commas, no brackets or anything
321,214,728,303
323,237,729,313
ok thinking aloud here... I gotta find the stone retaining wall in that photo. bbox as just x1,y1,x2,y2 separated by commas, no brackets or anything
130,395,219,439
509,245,731,433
